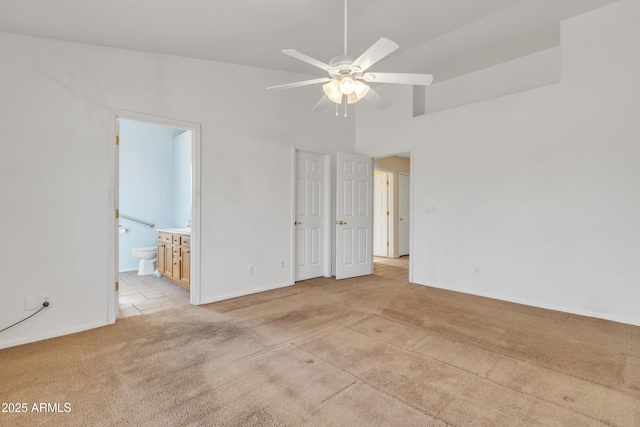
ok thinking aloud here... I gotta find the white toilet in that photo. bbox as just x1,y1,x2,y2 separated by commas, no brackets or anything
131,247,158,275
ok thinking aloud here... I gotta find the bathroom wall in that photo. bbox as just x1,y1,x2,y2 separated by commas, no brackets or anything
172,130,192,229
118,119,175,271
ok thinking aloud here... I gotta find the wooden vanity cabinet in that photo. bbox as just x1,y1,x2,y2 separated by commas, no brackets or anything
157,232,173,277
164,246,173,277
180,237,191,287
172,245,181,279
157,231,190,290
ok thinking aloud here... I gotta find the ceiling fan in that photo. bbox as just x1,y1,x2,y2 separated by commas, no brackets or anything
267,0,434,115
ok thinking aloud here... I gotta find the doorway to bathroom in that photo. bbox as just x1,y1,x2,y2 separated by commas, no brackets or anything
109,110,201,321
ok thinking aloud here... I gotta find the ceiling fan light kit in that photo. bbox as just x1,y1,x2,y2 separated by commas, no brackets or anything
322,76,369,104
267,0,433,115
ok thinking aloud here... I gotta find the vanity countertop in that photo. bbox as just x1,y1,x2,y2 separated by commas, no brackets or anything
157,227,191,235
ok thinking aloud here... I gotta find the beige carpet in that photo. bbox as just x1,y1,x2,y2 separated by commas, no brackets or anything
1,263,639,426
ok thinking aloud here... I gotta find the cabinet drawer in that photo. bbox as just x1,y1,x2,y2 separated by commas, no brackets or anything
172,235,181,245
181,236,191,247
158,232,172,243
173,246,180,257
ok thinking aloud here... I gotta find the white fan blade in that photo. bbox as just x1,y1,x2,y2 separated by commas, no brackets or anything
351,38,399,72
364,87,391,109
282,49,334,72
312,95,331,111
267,78,332,90
363,72,434,86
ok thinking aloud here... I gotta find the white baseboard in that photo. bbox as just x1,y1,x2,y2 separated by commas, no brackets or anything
413,280,640,328
198,281,296,306
0,321,108,350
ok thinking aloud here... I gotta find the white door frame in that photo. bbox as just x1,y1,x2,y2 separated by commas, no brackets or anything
291,146,332,280
374,168,394,257
107,109,202,324
371,148,414,282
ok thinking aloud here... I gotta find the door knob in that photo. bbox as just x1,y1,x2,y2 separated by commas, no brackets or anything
400,218,404,221
336,220,347,225
294,221,302,225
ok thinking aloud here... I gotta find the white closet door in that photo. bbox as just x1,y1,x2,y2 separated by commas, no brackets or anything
295,151,325,281
335,152,373,279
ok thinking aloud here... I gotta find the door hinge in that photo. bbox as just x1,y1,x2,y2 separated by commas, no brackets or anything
387,211,390,216
115,281,119,292
115,208,119,219
387,242,390,246
116,135,120,145
387,180,389,185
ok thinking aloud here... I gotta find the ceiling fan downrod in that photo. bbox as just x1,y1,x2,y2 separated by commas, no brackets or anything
344,0,348,56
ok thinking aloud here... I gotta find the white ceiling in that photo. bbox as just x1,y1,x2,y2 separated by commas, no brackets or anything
0,0,616,82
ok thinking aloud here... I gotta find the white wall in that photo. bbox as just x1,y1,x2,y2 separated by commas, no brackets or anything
424,46,561,114
356,0,640,326
0,33,354,348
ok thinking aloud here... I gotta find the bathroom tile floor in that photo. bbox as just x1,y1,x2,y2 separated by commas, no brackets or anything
118,271,190,318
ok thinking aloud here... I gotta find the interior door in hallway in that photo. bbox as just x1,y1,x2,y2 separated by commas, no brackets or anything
335,152,373,279
373,171,390,257
398,172,410,256
295,151,324,281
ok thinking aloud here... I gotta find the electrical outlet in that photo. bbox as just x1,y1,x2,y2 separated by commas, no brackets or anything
473,266,480,276
248,264,254,274
25,296,39,311
280,261,285,269
41,294,51,307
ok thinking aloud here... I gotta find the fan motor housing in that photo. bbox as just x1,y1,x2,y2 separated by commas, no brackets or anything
328,55,363,79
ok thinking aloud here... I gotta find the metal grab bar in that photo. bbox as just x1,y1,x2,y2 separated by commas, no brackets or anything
120,214,155,228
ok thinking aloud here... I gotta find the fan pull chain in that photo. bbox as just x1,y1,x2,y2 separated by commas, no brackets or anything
344,95,348,117
335,102,339,116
